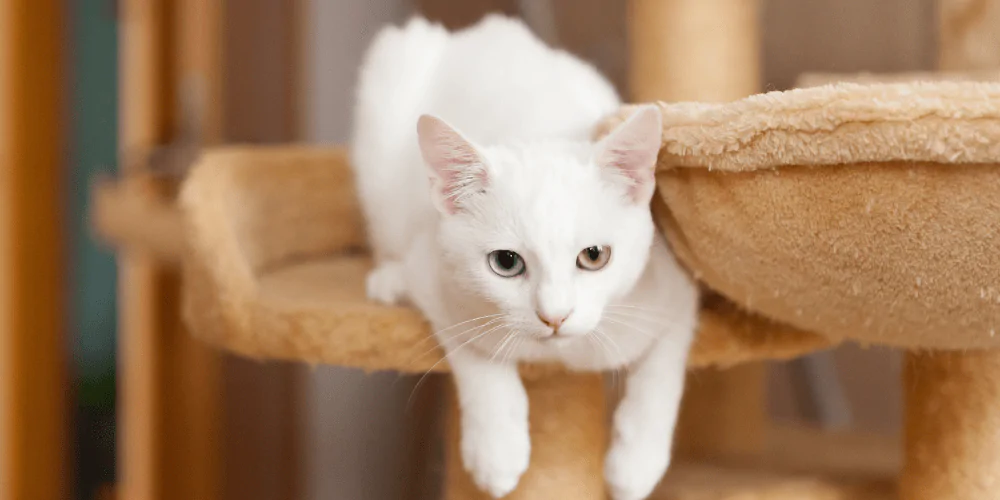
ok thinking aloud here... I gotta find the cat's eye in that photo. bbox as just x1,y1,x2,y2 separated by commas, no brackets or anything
577,246,611,271
488,250,526,277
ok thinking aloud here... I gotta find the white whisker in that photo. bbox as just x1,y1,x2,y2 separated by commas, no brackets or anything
500,334,522,366
406,316,506,365
489,328,517,364
606,304,669,316
407,321,509,411
604,308,667,325
602,315,657,340
406,313,506,353
406,318,508,371
589,329,619,389
594,326,629,374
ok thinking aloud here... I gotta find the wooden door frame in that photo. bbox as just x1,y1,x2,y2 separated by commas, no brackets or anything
0,1,70,499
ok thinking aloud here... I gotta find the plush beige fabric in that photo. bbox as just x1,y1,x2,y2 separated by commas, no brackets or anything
795,70,1000,88
600,82,1000,349
599,82,1000,172
179,147,829,376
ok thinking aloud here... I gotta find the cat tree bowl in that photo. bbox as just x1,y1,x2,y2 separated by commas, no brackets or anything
598,81,1000,500
176,81,1000,500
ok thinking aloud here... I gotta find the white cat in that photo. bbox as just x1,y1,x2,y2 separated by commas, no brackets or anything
351,15,699,500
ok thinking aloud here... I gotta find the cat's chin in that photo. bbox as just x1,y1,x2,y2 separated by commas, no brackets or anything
532,335,583,347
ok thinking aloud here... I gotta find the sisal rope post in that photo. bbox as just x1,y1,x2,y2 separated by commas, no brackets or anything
628,0,761,103
901,350,1000,499
444,372,608,500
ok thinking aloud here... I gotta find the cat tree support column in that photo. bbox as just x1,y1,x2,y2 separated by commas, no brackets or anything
938,0,1000,71
444,372,608,500
628,0,760,103
628,0,765,464
902,4,1000,499
901,351,1000,500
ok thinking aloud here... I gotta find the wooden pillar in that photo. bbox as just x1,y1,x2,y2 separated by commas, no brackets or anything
164,1,225,499
0,1,69,498
628,0,766,463
118,0,225,499
444,373,608,500
117,2,172,499
628,0,761,103
901,351,1000,499
938,0,1000,71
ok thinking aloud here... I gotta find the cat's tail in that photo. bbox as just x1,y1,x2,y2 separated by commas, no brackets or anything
352,17,449,169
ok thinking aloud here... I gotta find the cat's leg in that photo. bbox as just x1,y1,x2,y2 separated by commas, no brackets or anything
365,260,408,304
605,333,691,500
448,348,530,498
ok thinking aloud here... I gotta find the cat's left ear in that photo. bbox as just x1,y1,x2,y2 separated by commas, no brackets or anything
595,105,662,204
417,115,489,215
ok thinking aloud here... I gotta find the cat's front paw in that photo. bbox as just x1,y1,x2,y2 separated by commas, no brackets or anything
604,438,669,500
460,416,531,498
365,262,407,305
605,399,671,500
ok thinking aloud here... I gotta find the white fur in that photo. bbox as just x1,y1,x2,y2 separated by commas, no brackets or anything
352,15,698,500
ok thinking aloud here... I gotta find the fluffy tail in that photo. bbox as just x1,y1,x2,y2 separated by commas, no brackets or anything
351,17,449,168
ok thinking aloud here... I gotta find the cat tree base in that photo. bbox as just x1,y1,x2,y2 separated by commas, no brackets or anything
901,350,1000,500
444,372,607,500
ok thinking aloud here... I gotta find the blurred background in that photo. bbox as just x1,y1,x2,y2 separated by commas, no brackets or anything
2,0,986,499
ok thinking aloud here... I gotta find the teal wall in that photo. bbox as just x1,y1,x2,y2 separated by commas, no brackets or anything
71,2,120,497
71,0,118,409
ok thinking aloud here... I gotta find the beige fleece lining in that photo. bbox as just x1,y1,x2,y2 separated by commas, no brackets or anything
598,82,1000,172
623,81,1000,349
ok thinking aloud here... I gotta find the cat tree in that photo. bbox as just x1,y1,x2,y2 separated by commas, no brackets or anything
161,75,997,499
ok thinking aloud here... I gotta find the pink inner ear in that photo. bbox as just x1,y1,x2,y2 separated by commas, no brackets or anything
599,138,659,202
598,106,662,202
431,163,486,214
417,115,489,214
609,152,656,200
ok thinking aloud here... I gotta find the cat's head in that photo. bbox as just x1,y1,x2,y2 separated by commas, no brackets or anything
417,106,662,344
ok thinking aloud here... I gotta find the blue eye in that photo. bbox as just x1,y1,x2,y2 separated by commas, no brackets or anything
488,250,526,277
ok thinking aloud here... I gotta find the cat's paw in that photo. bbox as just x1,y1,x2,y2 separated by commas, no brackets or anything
604,439,669,500
460,416,531,498
365,262,407,305
605,400,671,500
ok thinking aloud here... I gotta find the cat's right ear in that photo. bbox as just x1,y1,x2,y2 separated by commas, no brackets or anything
417,115,489,215
595,105,662,205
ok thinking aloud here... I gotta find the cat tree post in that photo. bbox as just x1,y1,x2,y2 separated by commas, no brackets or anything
900,351,1000,500
938,0,1000,71
628,0,760,103
628,0,766,464
443,372,608,500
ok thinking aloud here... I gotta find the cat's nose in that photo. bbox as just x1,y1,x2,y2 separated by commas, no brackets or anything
536,310,571,332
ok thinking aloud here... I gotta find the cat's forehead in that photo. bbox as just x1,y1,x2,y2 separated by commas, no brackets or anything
487,142,600,193
479,142,626,250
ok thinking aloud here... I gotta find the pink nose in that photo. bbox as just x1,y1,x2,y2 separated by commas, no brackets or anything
536,311,571,332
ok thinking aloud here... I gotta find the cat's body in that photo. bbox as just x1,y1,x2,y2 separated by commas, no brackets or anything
352,15,698,500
